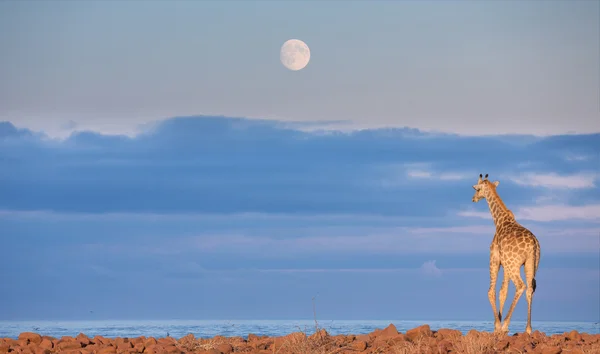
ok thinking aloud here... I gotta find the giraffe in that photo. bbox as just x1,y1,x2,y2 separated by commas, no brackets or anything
471,174,541,334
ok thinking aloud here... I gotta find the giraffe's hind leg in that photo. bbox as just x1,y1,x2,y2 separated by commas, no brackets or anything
498,267,510,323
524,257,536,334
500,263,526,333
488,246,502,332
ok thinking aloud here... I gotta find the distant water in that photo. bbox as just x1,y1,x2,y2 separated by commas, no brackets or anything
0,320,598,340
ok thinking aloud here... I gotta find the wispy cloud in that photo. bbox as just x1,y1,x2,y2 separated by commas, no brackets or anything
77,224,599,257
0,209,441,224
510,173,598,189
517,204,600,222
456,211,491,220
406,169,467,181
420,260,442,277
563,154,595,162
459,204,600,222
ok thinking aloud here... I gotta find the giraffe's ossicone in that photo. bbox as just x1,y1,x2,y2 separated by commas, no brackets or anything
471,174,541,334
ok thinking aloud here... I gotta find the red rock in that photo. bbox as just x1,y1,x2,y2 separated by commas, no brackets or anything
18,333,42,345
376,324,399,340
145,337,157,347
39,338,53,350
197,350,220,354
13,348,33,354
158,337,177,346
352,340,367,350
329,334,345,347
567,330,582,342
435,328,462,340
309,328,328,341
143,344,161,354
216,343,233,353
406,324,433,342
16,339,29,347
579,333,594,343
56,339,82,350
97,347,117,354
178,333,195,345
90,335,104,345
59,350,82,354
132,342,145,352
115,337,133,351
33,348,52,354
163,344,183,353
437,339,454,353
495,338,510,350
76,333,91,346
247,333,260,342
539,346,562,354
466,329,480,338
355,334,369,342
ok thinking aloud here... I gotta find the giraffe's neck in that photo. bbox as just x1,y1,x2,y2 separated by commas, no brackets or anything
485,190,512,229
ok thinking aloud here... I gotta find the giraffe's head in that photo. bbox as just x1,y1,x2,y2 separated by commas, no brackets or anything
472,173,500,202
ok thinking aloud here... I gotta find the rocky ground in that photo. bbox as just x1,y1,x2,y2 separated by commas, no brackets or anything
2,324,599,354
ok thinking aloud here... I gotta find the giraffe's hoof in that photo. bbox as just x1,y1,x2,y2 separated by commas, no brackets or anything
525,327,532,334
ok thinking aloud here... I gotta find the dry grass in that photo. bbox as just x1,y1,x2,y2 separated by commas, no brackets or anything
582,343,600,354
450,332,505,354
391,338,427,354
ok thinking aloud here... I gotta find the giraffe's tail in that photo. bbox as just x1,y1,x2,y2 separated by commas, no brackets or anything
532,239,540,294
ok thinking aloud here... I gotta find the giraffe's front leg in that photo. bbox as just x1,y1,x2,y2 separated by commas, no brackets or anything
488,245,501,332
498,267,510,328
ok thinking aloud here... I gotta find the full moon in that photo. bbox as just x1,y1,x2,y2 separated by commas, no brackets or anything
280,39,310,71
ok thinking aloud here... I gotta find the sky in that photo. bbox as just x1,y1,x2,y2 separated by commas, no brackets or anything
0,0,599,137
0,0,599,323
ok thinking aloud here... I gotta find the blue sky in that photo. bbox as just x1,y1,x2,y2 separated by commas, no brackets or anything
1,117,599,321
1,0,598,136
0,0,599,323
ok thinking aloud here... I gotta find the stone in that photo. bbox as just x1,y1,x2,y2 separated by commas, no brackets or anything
406,324,433,342
18,333,42,345
437,339,454,353
567,330,582,342
495,338,510,350
539,346,562,354
56,339,82,351
352,340,367,351
377,324,399,340
435,328,462,340
215,343,233,353
39,339,53,350
247,334,260,342
97,347,117,354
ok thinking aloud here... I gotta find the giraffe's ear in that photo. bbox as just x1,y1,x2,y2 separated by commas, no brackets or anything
493,181,500,187
472,185,479,190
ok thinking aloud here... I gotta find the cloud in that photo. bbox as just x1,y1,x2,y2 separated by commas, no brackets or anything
458,204,600,223
1,116,599,230
456,211,491,220
510,173,598,189
420,260,442,277
406,169,467,181
59,222,598,257
516,204,600,222
564,154,592,162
